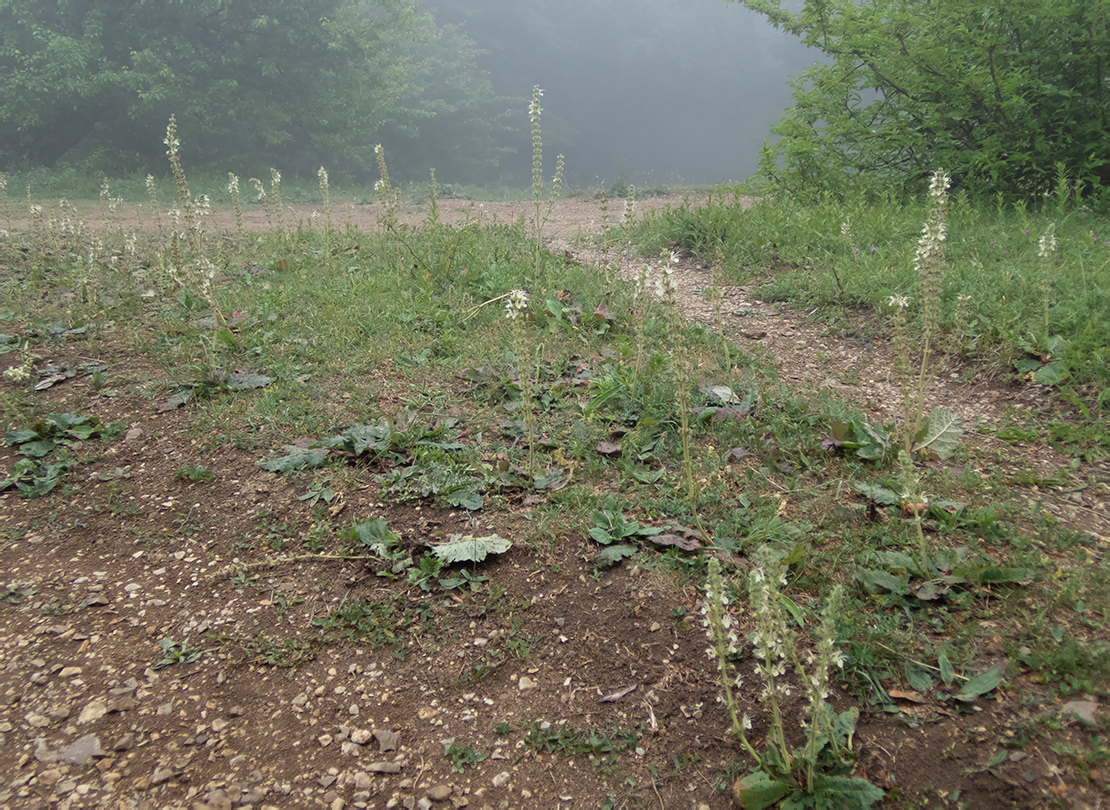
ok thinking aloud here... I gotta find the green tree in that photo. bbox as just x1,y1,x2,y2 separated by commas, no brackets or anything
0,0,417,174
376,16,515,184
732,0,1110,198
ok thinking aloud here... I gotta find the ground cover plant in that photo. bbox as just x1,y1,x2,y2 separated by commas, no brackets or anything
1,117,1109,809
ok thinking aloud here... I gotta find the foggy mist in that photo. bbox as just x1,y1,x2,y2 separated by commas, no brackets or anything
419,0,819,187
1,0,820,187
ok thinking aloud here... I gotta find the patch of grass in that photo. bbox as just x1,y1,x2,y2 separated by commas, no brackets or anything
173,464,215,483
235,632,313,668
524,720,641,760
315,595,437,656
629,187,1110,394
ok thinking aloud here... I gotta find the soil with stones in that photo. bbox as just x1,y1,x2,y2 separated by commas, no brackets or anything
1,194,1107,810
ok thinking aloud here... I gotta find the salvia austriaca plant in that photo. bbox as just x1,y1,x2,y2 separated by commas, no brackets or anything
163,118,223,352
1038,222,1057,342
374,144,402,233
888,169,962,460
504,288,539,478
0,172,10,239
703,556,882,808
250,177,271,232
318,165,332,259
270,168,287,249
658,251,707,536
528,86,565,267
145,173,162,233
228,173,244,255
164,116,198,253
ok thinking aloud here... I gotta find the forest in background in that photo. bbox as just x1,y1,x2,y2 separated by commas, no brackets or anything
1,0,1106,199
0,0,809,187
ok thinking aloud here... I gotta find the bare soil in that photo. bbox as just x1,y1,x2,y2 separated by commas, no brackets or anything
1,194,1107,809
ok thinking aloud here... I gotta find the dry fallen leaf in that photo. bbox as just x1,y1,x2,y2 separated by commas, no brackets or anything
599,684,637,703
888,689,927,703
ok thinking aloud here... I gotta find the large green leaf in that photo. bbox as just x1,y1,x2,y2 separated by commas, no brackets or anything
809,776,884,809
856,568,909,595
444,488,484,511
5,428,40,446
348,519,401,556
595,544,637,567
916,408,962,459
955,664,1004,702
734,771,791,809
853,482,900,506
429,534,511,564
225,372,273,390
257,449,330,473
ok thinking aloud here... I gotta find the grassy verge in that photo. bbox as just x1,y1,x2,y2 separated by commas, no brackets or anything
628,184,1110,398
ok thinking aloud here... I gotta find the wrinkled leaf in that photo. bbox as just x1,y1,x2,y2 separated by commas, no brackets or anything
915,408,962,460
904,663,933,692
703,384,738,403
976,567,1036,585
257,449,330,473
724,446,750,463
856,568,909,595
589,527,617,546
595,544,637,567
348,518,401,555
648,533,701,552
429,533,511,564
854,482,901,506
341,423,393,455
159,390,193,412
16,440,55,458
444,489,484,511
5,428,40,446
913,580,951,601
1033,362,1066,386
225,371,273,390
533,468,568,490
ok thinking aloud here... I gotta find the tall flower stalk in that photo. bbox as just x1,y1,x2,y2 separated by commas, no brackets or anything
318,166,332,262
374,144,401,232
892,169,951,455
907,169,950,442
228,173,244,255
505,289,538,478
659,251,706,536
164,116,198,253
0,173,10,241
145,173,162,234
1037,223,1057,341
270,168,287,250
630,263,651,402
529,86,564,267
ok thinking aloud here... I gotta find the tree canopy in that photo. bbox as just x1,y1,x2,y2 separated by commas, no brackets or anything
732,0,1110,198
0,0,503,179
